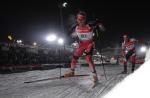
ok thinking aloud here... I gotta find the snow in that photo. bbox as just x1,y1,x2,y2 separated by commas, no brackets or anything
0,62,143,98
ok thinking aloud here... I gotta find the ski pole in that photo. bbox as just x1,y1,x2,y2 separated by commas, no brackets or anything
99,49,107,80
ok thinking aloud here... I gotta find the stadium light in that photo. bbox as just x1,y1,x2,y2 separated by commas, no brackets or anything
46,34,57,42
58,38,64,45
62,2,68,8
33,42,37,46
8,35,13,40
96,52,100,55
16,40,22,44
140,46,147,53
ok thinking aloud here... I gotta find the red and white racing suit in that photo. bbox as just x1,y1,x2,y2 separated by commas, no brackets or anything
70,24,97,74
122,39,136,72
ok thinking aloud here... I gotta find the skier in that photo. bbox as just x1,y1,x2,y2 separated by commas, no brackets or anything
63,11,105,86
121,34,137,74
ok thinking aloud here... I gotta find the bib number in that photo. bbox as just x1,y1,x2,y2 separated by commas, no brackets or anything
81,34,87,38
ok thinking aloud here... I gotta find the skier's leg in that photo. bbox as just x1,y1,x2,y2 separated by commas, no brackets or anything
121,54,129,74
64,46,84,77
85,43,98,82
123,60,127,74
131,54,136,72
86,54,98,81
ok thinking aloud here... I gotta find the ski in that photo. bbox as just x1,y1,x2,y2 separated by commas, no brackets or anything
24,74,89,83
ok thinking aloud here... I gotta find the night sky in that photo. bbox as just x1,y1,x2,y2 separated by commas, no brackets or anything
0,1,150,48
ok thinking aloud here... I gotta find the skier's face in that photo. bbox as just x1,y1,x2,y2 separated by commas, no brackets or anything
76,14,86,26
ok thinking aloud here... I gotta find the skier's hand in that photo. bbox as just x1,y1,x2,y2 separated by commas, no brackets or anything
71,32,78,38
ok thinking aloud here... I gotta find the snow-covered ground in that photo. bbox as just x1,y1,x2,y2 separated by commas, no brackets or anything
0,64,135,98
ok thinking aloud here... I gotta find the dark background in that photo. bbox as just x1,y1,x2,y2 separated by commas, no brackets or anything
0,1,150,48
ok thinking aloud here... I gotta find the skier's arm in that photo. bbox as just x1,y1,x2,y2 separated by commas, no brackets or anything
89,19,106,32
69,24,79,43
92,22,105,43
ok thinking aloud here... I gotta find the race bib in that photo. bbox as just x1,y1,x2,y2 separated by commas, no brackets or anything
77,32,93,40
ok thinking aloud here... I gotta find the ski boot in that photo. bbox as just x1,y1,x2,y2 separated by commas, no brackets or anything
92,75,99,88
120,70,127,74
64,70,75,77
